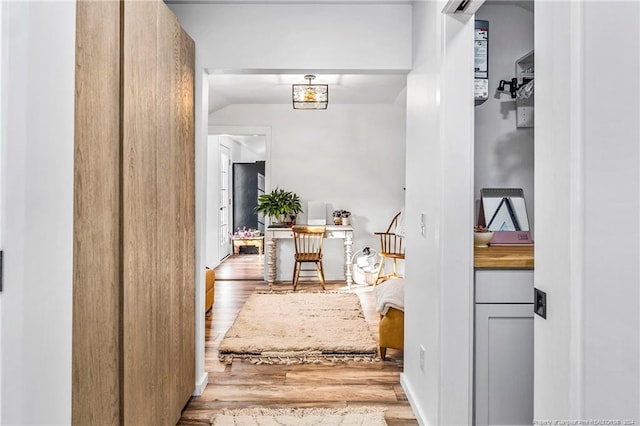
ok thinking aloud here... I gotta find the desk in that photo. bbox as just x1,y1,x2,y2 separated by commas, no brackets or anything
232,236,264,255
265,225,353,288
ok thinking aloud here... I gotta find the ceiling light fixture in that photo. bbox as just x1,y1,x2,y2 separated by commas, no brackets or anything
292,74,328,110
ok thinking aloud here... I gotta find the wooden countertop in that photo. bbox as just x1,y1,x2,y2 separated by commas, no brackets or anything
474,245,534,269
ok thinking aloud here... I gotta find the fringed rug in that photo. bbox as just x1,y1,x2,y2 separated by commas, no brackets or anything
210,407,387,425
218,292,378,364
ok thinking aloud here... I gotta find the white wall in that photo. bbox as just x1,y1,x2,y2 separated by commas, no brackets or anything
403,3,443,422
474,4,534,232
193,67,209,395
168,3,411,71
0,1,5,418
402,2,475,424
1,1,75,423
228,137,265,164
210,101,406,280
535,0,640,422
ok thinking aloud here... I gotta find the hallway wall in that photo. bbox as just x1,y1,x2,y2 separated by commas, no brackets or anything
535,1,640,421
403,3,475,424
1,1,76,423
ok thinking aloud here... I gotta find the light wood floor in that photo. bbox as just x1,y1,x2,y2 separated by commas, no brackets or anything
178,254,416,425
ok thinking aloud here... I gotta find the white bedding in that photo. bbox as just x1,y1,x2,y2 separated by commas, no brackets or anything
374,277,405,315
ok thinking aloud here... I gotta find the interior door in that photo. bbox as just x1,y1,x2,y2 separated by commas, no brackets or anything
219,144,231,259
232,162,258,231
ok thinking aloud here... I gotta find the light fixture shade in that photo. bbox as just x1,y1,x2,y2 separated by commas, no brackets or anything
292,75,328,109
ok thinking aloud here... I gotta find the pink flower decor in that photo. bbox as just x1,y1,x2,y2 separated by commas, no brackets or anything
233,227,259,239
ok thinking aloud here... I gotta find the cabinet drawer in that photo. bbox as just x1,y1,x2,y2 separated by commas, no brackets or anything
475,270,533,303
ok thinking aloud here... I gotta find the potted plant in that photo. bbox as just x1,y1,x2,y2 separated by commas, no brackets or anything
332,210,343,225
255,187,303,227
284,192,302,225
332,209,352,225
340,210,352,226
473,225,494,247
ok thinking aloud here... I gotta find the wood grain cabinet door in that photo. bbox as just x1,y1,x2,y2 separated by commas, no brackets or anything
73,1,195,424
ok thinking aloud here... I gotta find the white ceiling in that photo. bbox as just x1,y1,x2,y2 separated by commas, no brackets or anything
209,72,408,156
207,72,408,114
483,0,533,11
201,0,533,114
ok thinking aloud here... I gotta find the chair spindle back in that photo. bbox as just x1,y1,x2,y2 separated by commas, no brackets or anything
292,226,325,256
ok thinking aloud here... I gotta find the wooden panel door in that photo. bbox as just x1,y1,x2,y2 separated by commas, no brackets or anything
156,4,196,422
72,1,122,424
73,0,195,424
122,0,161,423
122,1,195,424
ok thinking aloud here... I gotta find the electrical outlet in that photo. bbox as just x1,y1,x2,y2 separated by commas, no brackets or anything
419,344,425,371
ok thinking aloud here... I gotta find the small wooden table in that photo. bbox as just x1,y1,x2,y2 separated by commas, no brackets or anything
233,236,264,255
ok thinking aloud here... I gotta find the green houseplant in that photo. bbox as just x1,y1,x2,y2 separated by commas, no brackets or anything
255,187,303,226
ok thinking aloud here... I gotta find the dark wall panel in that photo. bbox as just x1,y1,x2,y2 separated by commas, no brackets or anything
233,163,258,232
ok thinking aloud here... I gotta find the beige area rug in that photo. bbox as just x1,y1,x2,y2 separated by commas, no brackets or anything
218,292,378,364
211,407,387,425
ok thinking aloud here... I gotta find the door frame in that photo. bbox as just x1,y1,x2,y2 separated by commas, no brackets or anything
208,125,272,267
218,143,232,261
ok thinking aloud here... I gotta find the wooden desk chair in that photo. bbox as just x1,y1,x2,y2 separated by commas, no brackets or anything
374,211,405,284
292,225,326,291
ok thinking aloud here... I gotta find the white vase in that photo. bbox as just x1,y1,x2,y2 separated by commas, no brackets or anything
474,231,494,247
341,217,351,226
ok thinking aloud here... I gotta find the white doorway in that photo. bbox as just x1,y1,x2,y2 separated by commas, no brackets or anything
204,127,270,268
218,144,231,260
216,135,267,260
473,4,534,425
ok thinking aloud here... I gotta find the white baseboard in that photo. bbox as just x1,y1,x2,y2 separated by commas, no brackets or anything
193,371,209,396
400,372,427,426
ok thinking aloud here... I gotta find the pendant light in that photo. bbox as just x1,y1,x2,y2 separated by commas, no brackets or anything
292,74,328,110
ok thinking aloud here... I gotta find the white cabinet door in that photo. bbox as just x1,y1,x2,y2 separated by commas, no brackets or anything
475,303,534,426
